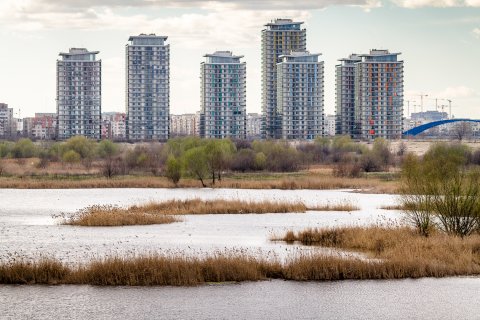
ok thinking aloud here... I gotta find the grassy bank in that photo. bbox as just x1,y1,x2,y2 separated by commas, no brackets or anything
0,172,399,193
61,199,307,226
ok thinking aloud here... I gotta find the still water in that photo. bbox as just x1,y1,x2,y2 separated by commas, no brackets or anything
1,188,478,320
0,188,400,262
1,278,479,320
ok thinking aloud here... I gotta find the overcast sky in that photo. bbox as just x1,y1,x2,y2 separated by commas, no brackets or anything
0,0,479,119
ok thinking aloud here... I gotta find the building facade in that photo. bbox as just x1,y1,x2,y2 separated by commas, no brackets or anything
335,54,361,137
246,113,262,139
101,112,126,141
23,113,57,140
262,19,306,139
277,52,324,140
56,48,101,140
200,51,246,139
170,113,199,137
325,115,336,136
336,50,404,140
126,34,170,141
355,50,404,139
0,103,14,139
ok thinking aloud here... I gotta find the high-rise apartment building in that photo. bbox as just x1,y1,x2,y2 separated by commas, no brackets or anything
0,103,14,139
126,34,170,141
355,50,404,139
336,50,404,140
262,19,306,139
200,51,246,139
335,54,361,136
56,48,101,140
277,52,324,140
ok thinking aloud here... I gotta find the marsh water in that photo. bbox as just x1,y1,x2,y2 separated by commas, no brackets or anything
1,188,479,319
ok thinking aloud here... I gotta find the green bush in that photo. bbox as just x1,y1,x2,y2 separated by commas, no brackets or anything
165,155,182,185
62,150,81,164
11,139,37,158
401,144,480,237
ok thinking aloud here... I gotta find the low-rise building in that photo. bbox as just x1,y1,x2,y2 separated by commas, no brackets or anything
101,112,126,141
325,115,336,136
23,113,57,140
170,113,199,137
246,113,262,140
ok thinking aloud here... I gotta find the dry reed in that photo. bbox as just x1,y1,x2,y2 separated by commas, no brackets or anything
309,202,360,211
273,226,480,276
61,205,180,226
2,238,480,285
61,199,307,226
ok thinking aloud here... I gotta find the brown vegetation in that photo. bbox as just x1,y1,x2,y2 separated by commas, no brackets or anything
0,173,400,193
60,205,180,226
309,202,360,211
61,199,307,226
2,231,480,285
273,226,480,277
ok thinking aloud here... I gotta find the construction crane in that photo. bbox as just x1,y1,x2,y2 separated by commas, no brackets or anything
405,100,416,118
447,99,453,119
416,93,429,113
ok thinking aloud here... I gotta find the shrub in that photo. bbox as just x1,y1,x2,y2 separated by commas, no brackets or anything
254,152,266,170
165,155,182,186
230,149,256,172
333,162,362,178
11,139,37,158
62,150,81,164
63,136,95,159
401,145,480,237
96,140,119,159
359,153,383,173
183,146,209,187
0,142,13,158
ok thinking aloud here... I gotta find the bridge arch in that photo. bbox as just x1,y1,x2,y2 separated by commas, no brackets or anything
403,119,480,136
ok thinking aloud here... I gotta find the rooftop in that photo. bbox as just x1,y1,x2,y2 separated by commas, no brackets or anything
59,48,99,56
128,33,168,41
204,51,244,59
265,18,304,26
359,49,401,57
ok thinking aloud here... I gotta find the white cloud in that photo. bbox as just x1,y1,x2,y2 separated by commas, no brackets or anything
474,28,480,38
0,1,314,47
393,0,480,7
437,86,477,99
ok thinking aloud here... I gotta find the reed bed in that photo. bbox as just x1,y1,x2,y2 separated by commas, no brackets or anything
2,244,480,286
61,199,307,226
309,202,360,211
273,226,480,276
60,205,180,226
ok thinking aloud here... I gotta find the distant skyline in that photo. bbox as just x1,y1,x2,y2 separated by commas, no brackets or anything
0,0,479,119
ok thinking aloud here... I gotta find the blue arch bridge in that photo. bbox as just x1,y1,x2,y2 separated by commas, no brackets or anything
403,119,480,137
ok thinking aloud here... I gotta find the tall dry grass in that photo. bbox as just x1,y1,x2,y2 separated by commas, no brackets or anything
2,240,480,286
61,199,307,226
273,226,480,277
309,202,360,211
60,205,180,226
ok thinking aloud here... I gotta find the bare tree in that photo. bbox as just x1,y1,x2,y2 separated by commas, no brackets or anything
452,122,473,141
